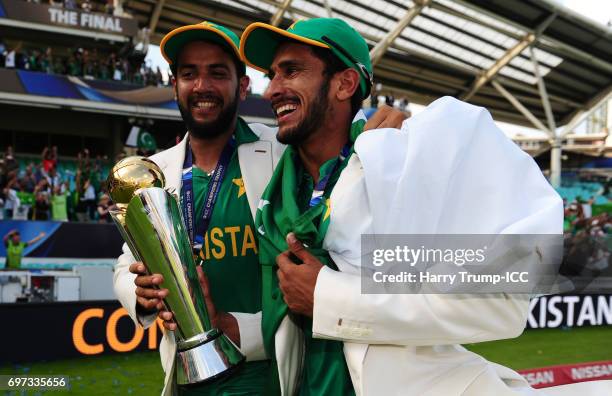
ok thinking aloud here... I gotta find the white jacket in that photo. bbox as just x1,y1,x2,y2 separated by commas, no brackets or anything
113,124,285,396
271,97,612,395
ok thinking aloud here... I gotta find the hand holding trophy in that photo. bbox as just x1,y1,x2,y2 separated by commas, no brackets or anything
107,156,245,385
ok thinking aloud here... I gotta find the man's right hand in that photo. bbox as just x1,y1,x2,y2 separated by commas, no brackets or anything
129,262,168,313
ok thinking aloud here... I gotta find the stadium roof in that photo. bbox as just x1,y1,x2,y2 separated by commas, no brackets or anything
124,0,612,133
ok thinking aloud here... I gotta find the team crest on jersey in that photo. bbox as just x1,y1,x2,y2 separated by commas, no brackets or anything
232,178,246,198
323,198,331,221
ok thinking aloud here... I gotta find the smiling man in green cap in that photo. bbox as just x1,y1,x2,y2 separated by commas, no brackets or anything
114,21,283,396
240,17,584,396
242,17,372,396
112,19,406,396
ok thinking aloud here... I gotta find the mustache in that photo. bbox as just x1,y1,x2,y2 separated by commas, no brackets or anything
188,94,223,105
270,95,300,109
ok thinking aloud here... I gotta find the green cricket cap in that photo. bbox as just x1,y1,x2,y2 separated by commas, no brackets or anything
240,18,373,97
160,21,245,73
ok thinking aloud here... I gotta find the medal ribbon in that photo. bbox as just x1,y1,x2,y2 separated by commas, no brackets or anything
309,142,352,208
181,137,236,252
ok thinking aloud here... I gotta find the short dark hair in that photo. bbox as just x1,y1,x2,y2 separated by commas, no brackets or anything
170,42,246,80
310,46,363,118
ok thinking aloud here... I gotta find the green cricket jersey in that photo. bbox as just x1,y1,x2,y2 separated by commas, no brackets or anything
5,241,27,269
294,153,355,396
178,119,271,396
256,119,364,395
51,194,68,222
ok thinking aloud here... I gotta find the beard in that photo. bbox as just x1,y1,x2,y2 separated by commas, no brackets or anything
276,77,331,146
177,86,240,140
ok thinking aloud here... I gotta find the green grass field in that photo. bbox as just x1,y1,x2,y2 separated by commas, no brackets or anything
1,352,163,395
2,326,611,395
465,325,612,370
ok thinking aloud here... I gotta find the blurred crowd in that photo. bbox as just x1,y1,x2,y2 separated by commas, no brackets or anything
379,95,411,113
561,176,612,277
0,146,115,223
26,0,124,16
368,83,412,115
0,41,167,86
563,197,600,234
0,0,167,86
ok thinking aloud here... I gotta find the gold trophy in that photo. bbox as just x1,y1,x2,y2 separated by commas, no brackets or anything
107,156,245,385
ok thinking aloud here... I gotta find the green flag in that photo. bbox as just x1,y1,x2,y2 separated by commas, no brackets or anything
126,126,157,151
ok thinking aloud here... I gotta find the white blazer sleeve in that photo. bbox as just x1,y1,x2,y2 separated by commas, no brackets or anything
312,266,529,345
113,243,157,328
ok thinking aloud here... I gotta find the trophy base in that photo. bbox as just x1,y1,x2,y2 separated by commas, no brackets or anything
175,329,246,386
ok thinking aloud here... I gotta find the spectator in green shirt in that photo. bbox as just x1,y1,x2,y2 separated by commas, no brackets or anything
51,185,69,222
2,229,46,269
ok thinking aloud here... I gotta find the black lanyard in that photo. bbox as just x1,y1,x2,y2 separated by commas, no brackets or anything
181,137,236,250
